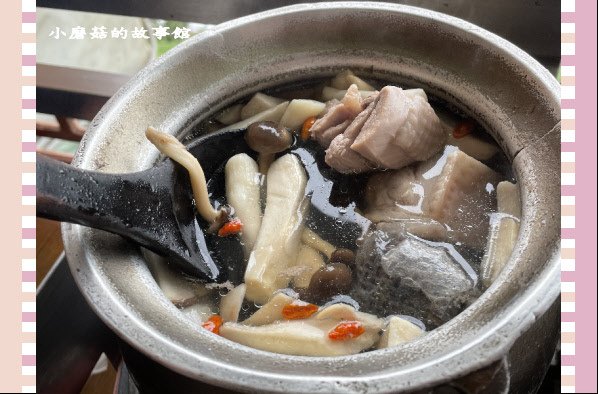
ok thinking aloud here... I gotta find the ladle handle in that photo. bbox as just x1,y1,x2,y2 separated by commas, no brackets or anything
36,154,171,245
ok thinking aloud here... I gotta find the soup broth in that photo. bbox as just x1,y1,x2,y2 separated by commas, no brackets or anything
146,71,520,356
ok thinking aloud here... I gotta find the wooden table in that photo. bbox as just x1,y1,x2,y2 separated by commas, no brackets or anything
37,218,118,394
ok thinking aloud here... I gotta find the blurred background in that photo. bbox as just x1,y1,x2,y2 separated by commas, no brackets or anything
35,1,560,393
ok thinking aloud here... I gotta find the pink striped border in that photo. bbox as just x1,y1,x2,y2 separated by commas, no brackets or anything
561,1,598,393
560,2,576,392
13,1,597,393
21,0,36,392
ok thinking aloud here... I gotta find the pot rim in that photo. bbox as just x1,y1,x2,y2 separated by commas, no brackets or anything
62,2,560,392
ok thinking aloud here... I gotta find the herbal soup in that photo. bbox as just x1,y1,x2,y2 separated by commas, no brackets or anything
144,70,520,356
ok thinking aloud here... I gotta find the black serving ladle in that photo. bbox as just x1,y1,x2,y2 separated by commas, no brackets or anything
37,128,371,283
37,129,250,282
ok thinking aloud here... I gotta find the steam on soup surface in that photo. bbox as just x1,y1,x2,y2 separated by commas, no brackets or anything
145,70,520,356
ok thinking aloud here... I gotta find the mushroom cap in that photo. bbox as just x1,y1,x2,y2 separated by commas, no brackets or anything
245,121,293,154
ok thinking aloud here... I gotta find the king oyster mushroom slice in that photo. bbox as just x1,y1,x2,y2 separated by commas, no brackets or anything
244,154,309,304
321,86,377,102
481,181,521,287
240,92,286,120
218,101,290,133
220,284,246,323
330,70,376,91
145,251,210,307
221,302,382,357
290,245,326,289
215,103,243,125
377,316,425,349
220,319,379,357
242,291,296,326
225,153,262,254
279,99,326,130
315,303,383,332
436,108,499,161
181,303,213,325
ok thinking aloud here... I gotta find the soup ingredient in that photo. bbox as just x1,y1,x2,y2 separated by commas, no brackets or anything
310,84,368,147
220,302,382,356
352,224,478,327
219,319,372,356
245,121,293,174
220,284,246,322
325,95,378,173
215,103,243,125
243,291,295,325
301,228,336,258
282,300,319,320
331,70,376,91
481,181,521,287
329,248,356,268
290,245,326,289
364,147,501,249
244,154,308,303
219,101,290,133
301,116,317,141
349,87,446,170
301,263,353,303
241,92,285,120
377,316,424,348
437,110,499,161
218,219,243,237
446,132,500,161
452,119,475,139
181,303,213,325
279,99,326,130
321,86,377,101
420,148,500,249
146,252,210,307
202,315,223,335
225,154,261,253
320,87,446,173
328,321,365,341
145,127,229,232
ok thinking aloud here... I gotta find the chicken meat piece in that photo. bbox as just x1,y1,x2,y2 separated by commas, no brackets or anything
350,87,446,169
364,146,501,249
309,84,366,147
324,95,379,173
